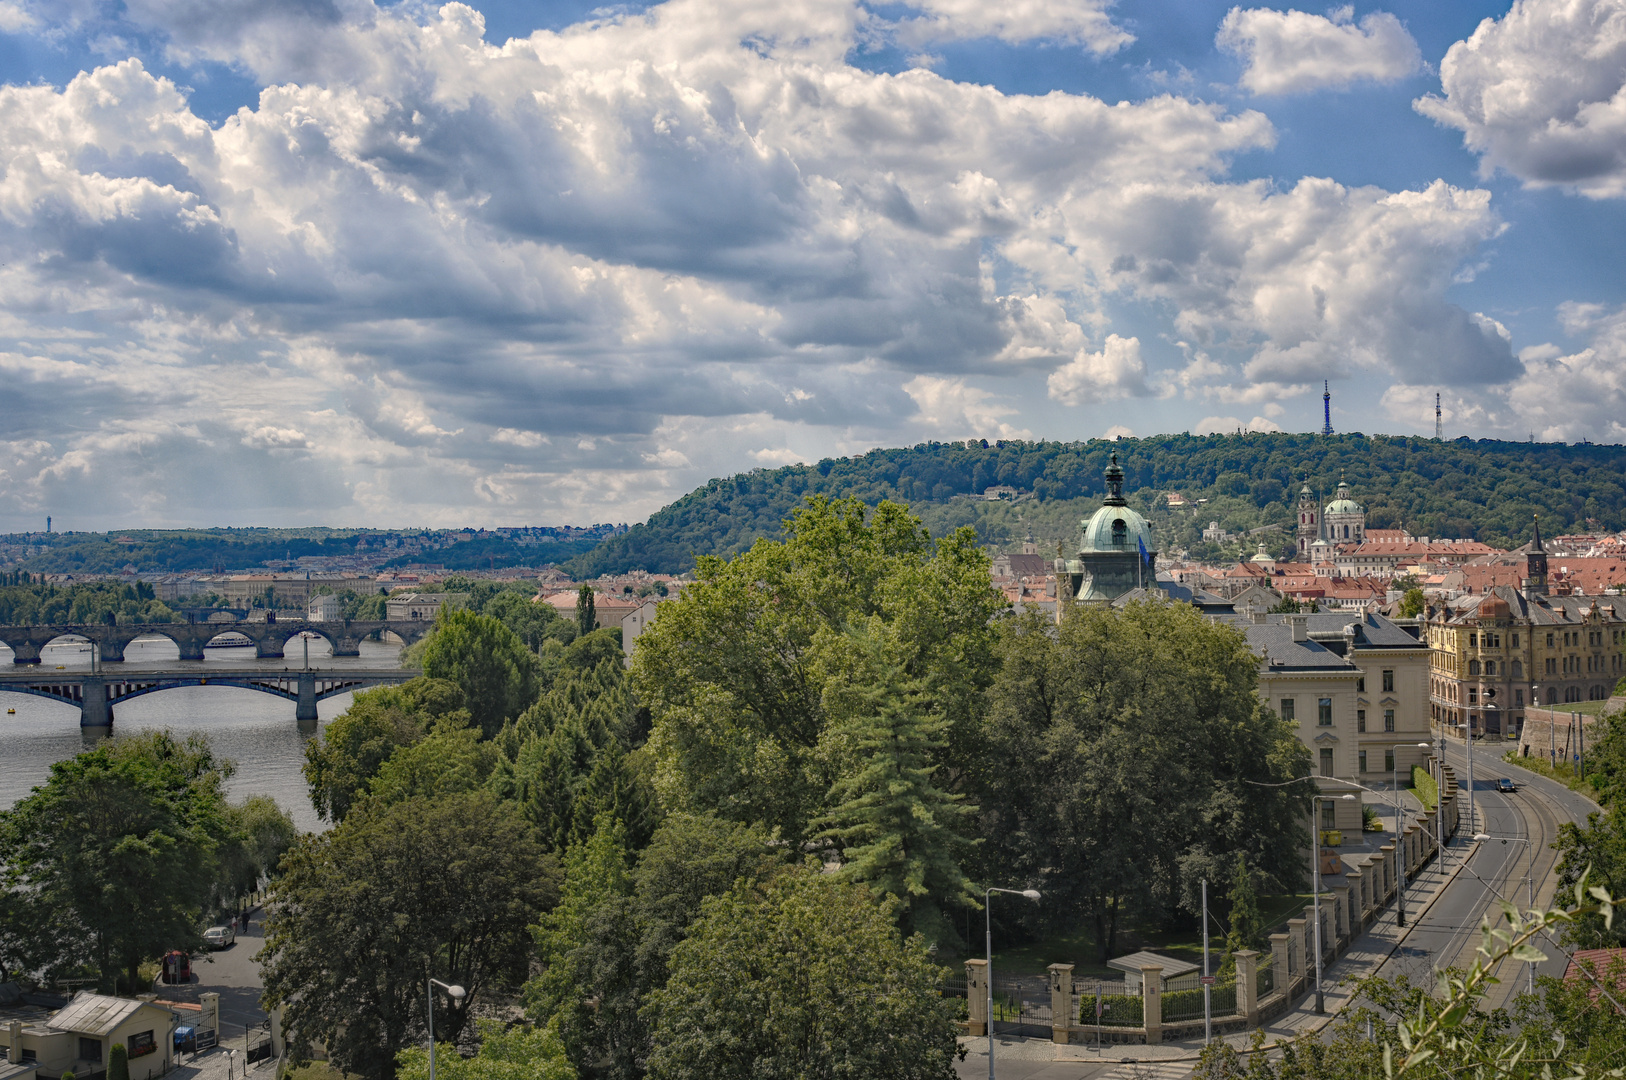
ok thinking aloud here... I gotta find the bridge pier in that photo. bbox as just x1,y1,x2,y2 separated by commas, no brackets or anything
9,641,41,664
256,638,286,660
80,676,113,727
296,672,318,724
331,635,363,658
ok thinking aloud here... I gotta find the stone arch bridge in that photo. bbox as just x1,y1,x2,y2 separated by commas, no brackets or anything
0,619,429,663
0,668,419,726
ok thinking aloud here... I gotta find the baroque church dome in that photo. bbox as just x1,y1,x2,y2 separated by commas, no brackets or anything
1081,452,1154,554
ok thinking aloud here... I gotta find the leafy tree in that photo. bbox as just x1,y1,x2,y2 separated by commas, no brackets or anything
421,610,542,738
397,1019,575,1080
364,717,502,810
261,792,559,1080
524,813,788,1079
304,679,467,824
1399,587,1427,619
213,796,298,916
1222,852,1264,956
645,869,962,1080
0,731,231,991
575,586,596,638
1554,804,1626,948
812,627,976,940
980,603,1311,961
635,495,1004,847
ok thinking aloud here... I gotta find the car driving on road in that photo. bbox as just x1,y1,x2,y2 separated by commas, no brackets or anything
203,925,236,949
1495,777,1518,793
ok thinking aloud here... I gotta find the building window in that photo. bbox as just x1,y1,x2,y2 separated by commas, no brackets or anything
1486,660,1497,676
1515,688,1524,706
1513,634,1520,647
1469,659,1480,676
1357,677,1366,692
1384,709,1395,732
1512,660,1523,679
1382,669,1394,692
1469,688,1478,704
1357,709,1366,733
1469,633,1478,647
1320,748,1334,776
80,1039,102,1064
1384,749,1395,772
1281,699,1295,721
1548,633,1555,647
1319,698,1333,726
128,1032,157,1059
1359,750,1368,772
1321,801,1336,829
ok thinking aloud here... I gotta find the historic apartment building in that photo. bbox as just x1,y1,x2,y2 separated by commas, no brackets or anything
1223,610,1432,835
1427,521,1626,738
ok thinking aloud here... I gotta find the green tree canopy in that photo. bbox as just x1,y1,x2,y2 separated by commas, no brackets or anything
634,495,1004,847
645,869,961,1080
261,792,558,1080
397,1019,575,1080
303,678,468,824
980,602,1312,961
421,610,542,738
0,731,233,991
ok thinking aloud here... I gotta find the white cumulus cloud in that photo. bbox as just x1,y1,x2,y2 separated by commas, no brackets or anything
1047,334,1150,405
1218,6,1422,95
1415,0,1626,197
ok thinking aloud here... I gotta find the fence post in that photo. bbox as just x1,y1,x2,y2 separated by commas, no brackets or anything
1345,868,1365,934
1048,964,1074,1045
1141,965,1162,1045
1380,842,1396,902
1331,884,1351,945
1235,950,1259,1025
965,959,987,1037
1286,919,1306,996
1269,931,1291,996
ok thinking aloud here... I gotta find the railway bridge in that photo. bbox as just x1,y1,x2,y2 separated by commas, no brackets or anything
0,619,429,663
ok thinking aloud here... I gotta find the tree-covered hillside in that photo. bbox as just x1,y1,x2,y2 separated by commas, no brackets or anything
564,433,1626,577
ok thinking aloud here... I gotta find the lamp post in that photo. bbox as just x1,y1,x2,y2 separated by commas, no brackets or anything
426,977,466,1080
1311,792,1358,1014
985,886,1040,1080
1473,833,1537,996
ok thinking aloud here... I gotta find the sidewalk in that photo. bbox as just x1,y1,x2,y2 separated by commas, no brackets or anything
956,838,1473,1077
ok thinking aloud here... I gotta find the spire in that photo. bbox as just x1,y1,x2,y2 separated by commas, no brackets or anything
1531,513,1545,553
1103,451,1127,506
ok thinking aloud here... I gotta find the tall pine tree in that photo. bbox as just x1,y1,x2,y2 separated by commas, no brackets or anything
813,631,975,941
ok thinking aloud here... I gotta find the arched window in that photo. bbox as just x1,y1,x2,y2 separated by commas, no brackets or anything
1511,660,1523,679
1468,659,1480,676
1485,660,1496,676
1546,687,1559,704
1111,518,1127,547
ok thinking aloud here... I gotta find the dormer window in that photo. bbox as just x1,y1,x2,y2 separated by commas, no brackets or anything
1112,518,1127,545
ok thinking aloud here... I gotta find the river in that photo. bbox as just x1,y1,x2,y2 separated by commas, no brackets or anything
0,633,406,833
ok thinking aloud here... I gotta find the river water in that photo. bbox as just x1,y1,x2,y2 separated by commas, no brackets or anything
0,634,404,833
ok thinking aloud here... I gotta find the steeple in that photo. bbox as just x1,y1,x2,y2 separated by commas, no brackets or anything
1103,451,1127,507
1524,513,1548,597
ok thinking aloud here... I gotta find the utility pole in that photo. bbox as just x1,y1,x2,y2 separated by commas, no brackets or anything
1202,879,1211,1043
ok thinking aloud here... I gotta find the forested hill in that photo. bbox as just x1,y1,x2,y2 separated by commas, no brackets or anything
563,433,1626,578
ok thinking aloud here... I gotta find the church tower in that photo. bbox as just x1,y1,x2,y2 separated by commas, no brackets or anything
1296,478,1319,560
1524,515,1548,597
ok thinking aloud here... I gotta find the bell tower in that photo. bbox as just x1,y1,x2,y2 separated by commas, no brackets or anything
1296,476,1319,560
1524,515,1548,597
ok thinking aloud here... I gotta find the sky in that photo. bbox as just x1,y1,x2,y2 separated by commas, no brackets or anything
2,0,1625,530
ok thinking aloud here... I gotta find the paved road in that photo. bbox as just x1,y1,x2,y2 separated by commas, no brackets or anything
954,738,1600,1078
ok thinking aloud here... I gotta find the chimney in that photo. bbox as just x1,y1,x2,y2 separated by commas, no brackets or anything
9,1020,21,1064
1289,614,1308,642
1252,610,1267,625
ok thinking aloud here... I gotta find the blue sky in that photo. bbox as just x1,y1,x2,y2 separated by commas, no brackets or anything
0,0,1623,528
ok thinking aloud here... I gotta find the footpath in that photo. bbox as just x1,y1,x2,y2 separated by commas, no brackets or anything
954,832,1477,1080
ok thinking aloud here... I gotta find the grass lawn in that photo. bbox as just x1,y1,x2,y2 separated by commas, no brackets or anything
988,891,1317,979
1502,749,1601,802
1535,698,1623,718
1412,765,1438,812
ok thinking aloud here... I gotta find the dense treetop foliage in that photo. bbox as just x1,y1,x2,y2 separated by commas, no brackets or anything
565,433,1626,576
0,576,178,624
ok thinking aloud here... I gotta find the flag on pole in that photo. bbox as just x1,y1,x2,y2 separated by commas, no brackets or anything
1137,535,1150,565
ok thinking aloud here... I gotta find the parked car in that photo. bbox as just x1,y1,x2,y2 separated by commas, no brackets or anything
1496,777,1518,793
203,925,236,949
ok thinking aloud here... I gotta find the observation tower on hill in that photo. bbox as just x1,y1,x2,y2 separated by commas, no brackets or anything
1321,381,1333,436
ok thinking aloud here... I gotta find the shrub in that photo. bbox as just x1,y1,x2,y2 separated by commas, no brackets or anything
109,1042,129,1080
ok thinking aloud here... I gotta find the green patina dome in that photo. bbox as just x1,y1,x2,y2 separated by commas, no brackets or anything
1326,478,1363,515
1080,451,1155,554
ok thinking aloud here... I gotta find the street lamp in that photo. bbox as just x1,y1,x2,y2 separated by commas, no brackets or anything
1473,833,1537,996
426,977,466,1080
985,885,1040,1080
1311,793,1357,1014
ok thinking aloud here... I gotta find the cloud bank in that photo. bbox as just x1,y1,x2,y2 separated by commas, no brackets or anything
0,0,1585,528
